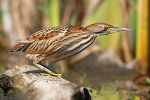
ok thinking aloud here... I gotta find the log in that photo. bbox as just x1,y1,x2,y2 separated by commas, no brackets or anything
0,65,91,100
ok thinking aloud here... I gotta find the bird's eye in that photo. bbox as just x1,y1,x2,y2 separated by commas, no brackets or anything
104,27,108,31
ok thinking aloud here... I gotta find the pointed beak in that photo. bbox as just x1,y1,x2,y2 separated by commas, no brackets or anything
111,27,131,31
99,27,131,36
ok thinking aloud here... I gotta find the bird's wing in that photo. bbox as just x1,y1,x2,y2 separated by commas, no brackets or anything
9,25,71,54
23,25,71,54
26,25,70,41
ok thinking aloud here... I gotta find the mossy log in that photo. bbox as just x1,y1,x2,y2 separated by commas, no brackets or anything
0,65,91,100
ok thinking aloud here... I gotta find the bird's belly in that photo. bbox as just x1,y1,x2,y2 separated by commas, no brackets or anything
50,35,96,62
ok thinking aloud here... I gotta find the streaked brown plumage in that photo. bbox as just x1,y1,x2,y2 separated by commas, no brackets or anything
10,23,131,76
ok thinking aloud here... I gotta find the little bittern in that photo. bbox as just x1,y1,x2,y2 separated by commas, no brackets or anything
10,23,130,76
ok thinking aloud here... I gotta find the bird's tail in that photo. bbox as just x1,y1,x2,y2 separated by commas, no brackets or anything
9,42,30,52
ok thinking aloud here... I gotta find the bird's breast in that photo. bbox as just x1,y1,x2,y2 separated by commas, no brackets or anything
47,34,97,62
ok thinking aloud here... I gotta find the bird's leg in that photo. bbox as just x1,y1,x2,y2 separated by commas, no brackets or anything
45,60,50,66
33,56,62,77
33,63,62,77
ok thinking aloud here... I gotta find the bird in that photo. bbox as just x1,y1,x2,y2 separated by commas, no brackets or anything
9,23,131,76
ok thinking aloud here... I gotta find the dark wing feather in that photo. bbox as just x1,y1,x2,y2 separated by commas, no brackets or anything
23,25,70,54
9,42,32,52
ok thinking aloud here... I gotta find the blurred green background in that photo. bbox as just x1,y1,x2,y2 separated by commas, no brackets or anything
0,0,149,99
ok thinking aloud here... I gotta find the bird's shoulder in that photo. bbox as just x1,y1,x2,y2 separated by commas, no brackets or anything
26,25,72,41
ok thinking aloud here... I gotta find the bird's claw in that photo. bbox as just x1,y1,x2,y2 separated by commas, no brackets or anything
42,73,62,77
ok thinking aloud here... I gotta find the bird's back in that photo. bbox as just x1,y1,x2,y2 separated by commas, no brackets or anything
10,25,70,54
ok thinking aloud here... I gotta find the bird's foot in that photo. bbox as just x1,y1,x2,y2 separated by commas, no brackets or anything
42,68,62,77
42,73,62,77
34,63,62,77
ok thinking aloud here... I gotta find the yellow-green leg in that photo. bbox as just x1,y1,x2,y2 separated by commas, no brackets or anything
34,63,62,77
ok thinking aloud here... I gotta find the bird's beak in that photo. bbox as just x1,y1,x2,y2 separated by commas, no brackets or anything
111,27,131,31
99,27,131,36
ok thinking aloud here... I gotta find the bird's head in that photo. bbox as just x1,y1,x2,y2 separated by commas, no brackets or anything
85,23,131,36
